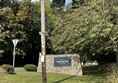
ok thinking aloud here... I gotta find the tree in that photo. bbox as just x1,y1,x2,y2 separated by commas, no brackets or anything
47,0,118,64
0,0,41,65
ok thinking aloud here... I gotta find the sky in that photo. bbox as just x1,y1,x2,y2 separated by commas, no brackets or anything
31,0,72,3
65,0,72,5
31,0,52,2
30,0,72,12
19,0,39,2
31,0,39,2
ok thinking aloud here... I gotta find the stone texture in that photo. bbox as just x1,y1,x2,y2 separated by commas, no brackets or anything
37,54,83,76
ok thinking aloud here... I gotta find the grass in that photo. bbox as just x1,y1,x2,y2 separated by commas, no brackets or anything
0,65,109,83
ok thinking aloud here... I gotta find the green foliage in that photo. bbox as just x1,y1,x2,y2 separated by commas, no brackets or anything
0,0,118,65
106,63,118,83
24,64,37,71
52,0,65,7
47,0,118,63
52,0,84,7
0,1,41,58
0,1,4,9
0,64,14,74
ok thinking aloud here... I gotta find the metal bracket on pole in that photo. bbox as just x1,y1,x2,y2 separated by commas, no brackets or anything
39,32,47,36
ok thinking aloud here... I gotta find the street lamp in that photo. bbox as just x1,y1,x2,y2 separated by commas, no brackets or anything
12,39,19,72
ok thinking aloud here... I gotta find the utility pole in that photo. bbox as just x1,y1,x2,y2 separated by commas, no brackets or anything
41,0,47,83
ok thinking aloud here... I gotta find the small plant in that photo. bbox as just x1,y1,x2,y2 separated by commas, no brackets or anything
24,64,37,71
106,63,118,83
0,64,14,74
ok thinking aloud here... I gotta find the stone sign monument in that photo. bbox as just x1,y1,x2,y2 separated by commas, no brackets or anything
37,54,83,76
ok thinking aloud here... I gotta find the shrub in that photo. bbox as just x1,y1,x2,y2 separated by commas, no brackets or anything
106,63,118,83
24,64,37,71
0,67,6,74
0,64,14,74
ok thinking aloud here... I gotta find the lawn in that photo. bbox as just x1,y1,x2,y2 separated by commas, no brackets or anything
0,66,109,83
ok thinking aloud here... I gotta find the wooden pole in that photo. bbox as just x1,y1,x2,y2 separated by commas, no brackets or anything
41,0,47,83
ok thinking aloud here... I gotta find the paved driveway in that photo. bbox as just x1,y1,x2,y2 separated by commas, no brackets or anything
15,67,25,72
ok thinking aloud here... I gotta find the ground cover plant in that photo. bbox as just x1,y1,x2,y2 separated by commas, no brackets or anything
0,65,109,83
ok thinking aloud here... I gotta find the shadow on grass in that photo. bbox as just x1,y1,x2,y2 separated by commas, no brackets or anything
10,72,17,75
52,76,75,83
